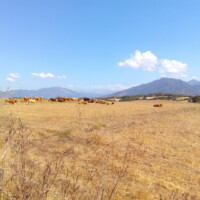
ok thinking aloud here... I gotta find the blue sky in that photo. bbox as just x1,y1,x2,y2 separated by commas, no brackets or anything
0,0,200,92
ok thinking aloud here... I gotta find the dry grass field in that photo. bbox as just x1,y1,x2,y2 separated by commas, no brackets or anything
0,100,199,200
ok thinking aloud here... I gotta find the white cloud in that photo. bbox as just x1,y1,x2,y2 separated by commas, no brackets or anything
159,59,188,77
118,50,158,71
32,72,66,79
32,72,55,78
191,76,199,80
7,77,15,82
118,50,189,78
9,73,20,79
67,84,74,88
6,73,20,82
56,75,67,79
89,84,132,91
66,84,135,92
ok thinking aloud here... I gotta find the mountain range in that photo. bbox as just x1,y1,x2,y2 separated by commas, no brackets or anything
108,78,200,97
1,78,200,99
0,87,98,99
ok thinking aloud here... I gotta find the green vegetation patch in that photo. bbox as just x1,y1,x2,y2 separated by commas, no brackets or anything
192,96,200,103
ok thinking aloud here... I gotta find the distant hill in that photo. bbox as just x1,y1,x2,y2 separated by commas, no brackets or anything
2,78,200,99
187,79,200,86
107,78,200,97
0,87,98,99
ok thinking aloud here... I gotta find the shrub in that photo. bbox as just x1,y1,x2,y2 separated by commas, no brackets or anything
191,96,200,103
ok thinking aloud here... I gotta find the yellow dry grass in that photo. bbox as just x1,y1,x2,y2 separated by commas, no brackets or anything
0,100,200,199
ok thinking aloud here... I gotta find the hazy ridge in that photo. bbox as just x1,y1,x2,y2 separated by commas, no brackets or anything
1,78,200,98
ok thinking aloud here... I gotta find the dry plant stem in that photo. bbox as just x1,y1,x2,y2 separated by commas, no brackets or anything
107,144,129,200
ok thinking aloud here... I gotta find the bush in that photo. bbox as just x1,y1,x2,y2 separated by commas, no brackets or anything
191,96,200,103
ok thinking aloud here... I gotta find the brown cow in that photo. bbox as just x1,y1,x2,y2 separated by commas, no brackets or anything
57,97,66,102
5,98,18,104
50,97,57,102
153,104,163,107
57,97,73,102
28,99,36,104
34,96,44,102
88,99,96,103
100,101,107,104
23,97,31,102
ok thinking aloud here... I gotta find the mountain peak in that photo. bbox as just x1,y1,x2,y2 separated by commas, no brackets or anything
188,79,200,86
108,78,200,97
159,77,184,82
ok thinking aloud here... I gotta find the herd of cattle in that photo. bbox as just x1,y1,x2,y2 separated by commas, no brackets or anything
4,97,115,105
4,97,163,107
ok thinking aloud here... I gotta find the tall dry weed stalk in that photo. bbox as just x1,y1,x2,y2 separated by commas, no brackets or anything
0,116,66,199
0,113,130,200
